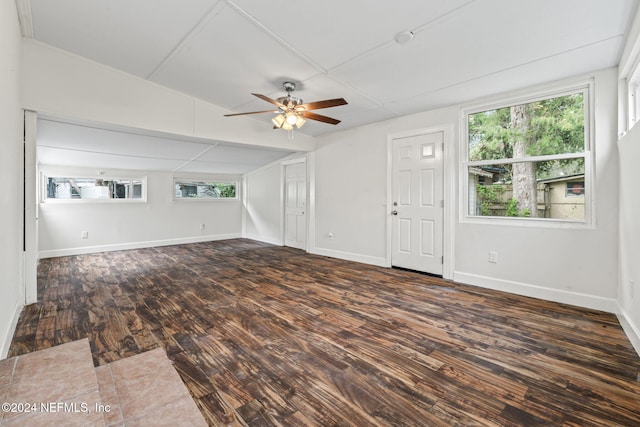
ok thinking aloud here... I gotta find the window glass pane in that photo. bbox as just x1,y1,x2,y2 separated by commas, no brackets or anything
46,177,143,200
174,181,237,199
469,159,584,220
632,83,640,129
468,93,585,161
565,181,585,197
421,143,435,158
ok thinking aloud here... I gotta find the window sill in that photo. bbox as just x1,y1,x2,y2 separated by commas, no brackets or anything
41,198,147,204
460,215,594,230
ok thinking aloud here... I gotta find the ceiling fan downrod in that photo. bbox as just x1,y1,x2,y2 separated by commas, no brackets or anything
278,81,302,108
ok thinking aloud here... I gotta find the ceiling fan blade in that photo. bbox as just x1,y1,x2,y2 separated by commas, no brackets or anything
301,111,341,125
224,109,278,117
297,98,348,111
252,93,286,108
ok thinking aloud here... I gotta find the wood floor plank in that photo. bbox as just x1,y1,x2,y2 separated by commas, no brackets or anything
8,239,640,426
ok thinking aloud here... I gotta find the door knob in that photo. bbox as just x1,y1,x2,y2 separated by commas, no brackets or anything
391,210,398,215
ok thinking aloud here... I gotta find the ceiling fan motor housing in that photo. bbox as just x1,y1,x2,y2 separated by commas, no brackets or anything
277,96,303,109
279,82,302,109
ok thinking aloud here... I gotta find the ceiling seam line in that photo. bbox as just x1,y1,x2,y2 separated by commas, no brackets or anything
308,1,479,114
411,0,477,36
225,0,328,74
172,144,219,172
317,74,392,111
327,0,478,74
145,0,228,81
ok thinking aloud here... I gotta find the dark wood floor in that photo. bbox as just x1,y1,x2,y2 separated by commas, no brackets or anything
9,239,640,426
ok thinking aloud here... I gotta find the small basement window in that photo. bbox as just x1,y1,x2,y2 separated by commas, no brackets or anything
44,176,145,202
174,180,238,200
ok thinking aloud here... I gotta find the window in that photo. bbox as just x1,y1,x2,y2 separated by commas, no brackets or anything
464,86,590,222
174,180,237,199
565,181,585,197
44,176,145,202
629,81,639,130
627,62,640,131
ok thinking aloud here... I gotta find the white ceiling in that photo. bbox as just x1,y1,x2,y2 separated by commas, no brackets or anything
22,0,638,173
37,118,295,175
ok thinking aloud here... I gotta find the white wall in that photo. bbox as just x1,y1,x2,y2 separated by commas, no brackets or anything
313,128,394,266
616,4,640,355
243,153,316,246
0,0,24,358
38,166,243,257
21,39,315,152
244,161,286,245
313,68,620,313
456,68,619,311
617,126,640,354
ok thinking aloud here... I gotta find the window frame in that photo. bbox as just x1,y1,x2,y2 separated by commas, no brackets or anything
41,174,147,204
627,60,640,131
460,81,594,227
173,178,239,201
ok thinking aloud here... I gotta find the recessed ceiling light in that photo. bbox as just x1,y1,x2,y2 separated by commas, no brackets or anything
394,31,414,45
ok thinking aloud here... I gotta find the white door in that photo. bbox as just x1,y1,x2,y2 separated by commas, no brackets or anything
391,131,444,275
284,161,306,249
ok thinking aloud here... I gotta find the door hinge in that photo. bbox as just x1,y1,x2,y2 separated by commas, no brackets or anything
441,256,444,264
440,200,444,208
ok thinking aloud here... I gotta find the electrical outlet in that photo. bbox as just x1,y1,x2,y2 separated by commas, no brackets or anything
81,231,88,239
488,251,498,263
200,224,206,231
328,232,334,240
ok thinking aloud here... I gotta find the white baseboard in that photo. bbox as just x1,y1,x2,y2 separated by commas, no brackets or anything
38,233,242,258
617,306,640,357
1,300,23,359
243,233,283,246
453,271,618,314
309,247,387,267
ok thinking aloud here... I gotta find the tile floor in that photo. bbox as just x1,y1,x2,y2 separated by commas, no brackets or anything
96,348,207,426
0,339,206,426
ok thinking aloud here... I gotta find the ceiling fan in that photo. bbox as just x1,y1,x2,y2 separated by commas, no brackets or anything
224,82,347,131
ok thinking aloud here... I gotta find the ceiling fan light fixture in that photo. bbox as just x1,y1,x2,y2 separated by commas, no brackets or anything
225,81,347,134
281,121,294,131
273,112,304,131
285,113,298,126
272,114,285,128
